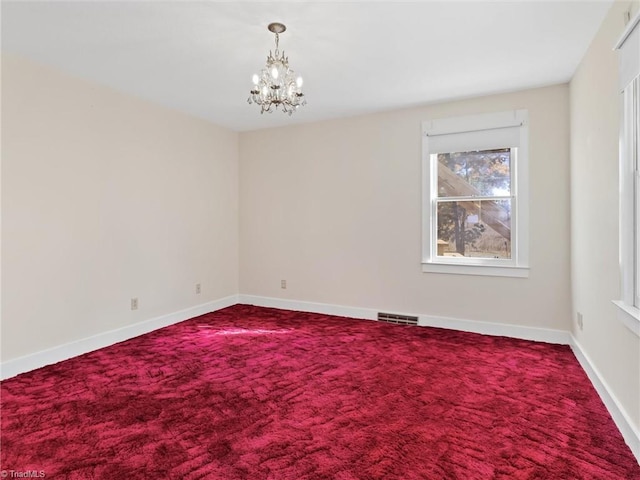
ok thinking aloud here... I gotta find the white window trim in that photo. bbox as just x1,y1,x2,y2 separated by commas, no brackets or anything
421,110,530,278
613,9,640,336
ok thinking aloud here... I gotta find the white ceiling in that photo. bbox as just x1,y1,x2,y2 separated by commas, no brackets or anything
2,1,613,132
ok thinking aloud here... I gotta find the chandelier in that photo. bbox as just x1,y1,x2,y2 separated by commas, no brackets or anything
247,23,306,115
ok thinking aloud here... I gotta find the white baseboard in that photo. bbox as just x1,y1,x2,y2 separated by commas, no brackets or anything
239,295,379,321
570,336,640,462
419,314,571,345
0,295,571,380
239,294,571,344
0,295,239,380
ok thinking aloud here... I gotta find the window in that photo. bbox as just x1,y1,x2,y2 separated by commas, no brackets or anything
623,77,640,311
614,10,640,335
422,110,529,277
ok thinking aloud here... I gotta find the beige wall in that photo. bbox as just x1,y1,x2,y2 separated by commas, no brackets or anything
240,84,571,331
1,54,239,362
570,0,640,430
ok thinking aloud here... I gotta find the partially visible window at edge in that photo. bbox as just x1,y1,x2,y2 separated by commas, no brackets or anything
618,66,639,309
614,8,640,333
421,110,529,278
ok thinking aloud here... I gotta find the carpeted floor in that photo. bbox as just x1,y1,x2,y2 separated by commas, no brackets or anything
1,304,639,479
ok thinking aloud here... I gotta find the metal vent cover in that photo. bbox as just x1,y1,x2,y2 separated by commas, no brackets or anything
377,312,419,326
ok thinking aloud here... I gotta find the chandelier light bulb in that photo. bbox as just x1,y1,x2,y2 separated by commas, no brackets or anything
247,22,307,115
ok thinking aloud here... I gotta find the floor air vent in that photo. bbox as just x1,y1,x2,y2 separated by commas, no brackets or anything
377,312,419,326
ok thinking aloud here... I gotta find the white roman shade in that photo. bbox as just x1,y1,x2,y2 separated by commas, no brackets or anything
423,110,526,154
615,9,640,91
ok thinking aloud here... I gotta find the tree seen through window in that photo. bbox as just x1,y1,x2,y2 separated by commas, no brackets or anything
436,149,513,258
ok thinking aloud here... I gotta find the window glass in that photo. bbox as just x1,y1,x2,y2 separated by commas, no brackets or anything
437,149,511,197
436,199,511,259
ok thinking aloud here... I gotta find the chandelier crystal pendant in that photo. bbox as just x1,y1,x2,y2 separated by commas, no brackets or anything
247,22,306,115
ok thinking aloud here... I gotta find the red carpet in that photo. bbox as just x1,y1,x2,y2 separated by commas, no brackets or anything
1,304,639,479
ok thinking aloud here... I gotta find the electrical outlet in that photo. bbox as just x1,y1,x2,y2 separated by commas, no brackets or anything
195,283,201,294
281,279,287,289
577,312,583,331
131,298,139,311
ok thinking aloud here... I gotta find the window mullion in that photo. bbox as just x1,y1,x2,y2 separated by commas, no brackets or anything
435,195,514,202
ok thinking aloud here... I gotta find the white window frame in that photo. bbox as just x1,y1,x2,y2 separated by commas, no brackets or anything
421,110,530,278
613,9,640,336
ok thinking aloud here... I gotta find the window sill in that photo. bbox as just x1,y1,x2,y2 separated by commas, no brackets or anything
612,300,640,337
422,262,529,278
